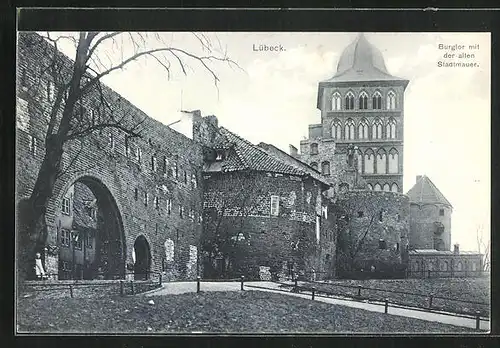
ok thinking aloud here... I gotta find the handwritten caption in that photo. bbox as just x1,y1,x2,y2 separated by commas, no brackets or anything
437,43,480,68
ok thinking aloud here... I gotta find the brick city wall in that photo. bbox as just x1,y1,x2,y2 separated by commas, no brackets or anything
17,32,205,280
335,189,410,272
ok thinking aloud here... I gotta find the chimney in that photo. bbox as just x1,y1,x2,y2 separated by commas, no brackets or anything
416,175,423,183
289,144,298,157
453,243,460,255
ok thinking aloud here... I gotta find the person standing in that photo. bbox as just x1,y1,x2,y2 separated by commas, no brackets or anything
34,252,46,280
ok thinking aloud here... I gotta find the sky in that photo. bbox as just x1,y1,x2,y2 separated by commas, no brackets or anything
49,31,490,252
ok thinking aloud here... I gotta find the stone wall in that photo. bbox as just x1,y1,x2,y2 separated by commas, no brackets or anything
201,171,336,280
409,203,452,251
17,32,205,280
408,253,483,278
335,189,410,273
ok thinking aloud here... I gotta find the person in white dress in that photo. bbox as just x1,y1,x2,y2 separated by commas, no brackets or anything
34,252,46,280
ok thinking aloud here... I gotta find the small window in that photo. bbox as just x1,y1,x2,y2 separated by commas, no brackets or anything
310,143,318,155
378,210,383,222
397,214,400,222
310,162,318,171
321,161,330,176
151,155,157,172
108,132,115,151
270,195,280,216
163,156,169,175
173,161,178,179
47,80,55,101
215,150,224,161
134,188,138,201
62,197,71,215
85,232,93,249
179,205,185,218
143,192,148,206
166,199,172,214
74,231,82,250
191,172,198,188
357,211,364,218
184,170,188,184
60,229,71,247
439,209,444,216
378,239,386,249
395,243,400,252
154,196,160,210
28,135,37,156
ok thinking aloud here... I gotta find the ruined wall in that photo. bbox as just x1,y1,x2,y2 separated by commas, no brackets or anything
17,32,205,280
335,190,410,273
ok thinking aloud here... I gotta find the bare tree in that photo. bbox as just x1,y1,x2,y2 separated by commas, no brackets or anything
17,31,240,283
476,224,490,272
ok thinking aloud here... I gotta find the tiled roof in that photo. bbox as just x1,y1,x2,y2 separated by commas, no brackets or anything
406,175,453,208
205,127,314,178
257,142,331,186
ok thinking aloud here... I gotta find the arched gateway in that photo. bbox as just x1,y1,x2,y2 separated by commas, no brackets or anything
55,176,126,280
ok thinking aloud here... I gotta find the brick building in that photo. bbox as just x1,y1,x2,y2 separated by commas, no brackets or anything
16,32,335,282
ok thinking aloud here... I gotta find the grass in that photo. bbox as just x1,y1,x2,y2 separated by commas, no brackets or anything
292,278,490,317
17,290,479,333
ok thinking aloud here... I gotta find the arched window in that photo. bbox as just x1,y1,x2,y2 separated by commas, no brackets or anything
356,149,363,173
310,143,318,155
457,261,463,271
472,262,477,271
374,183,382,191
376,149,387,174
310,162,318,170
358,91,368,110
364,149,374,174
444,261,449,271
391,183,399,193
331,119,342,139
321,161,330,176
383,183,390,192
358,119,369,139
387,90,396,110
367,183,373,190
372,91,382,109
386,118,397,139
414,261,420,272
345,119,355,140
388,148,399,173
372,118,383,139
345,91,355,110
331,92,341,111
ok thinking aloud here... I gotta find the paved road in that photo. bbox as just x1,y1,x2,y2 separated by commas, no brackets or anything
144,281,489,331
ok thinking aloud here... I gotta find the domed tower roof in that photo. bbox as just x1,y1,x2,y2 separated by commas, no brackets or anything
324,33,406,83
316,33,409,108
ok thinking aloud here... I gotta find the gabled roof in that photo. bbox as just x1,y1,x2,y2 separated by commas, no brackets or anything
203,127,331,188
406,175,453,208
257,142,329,185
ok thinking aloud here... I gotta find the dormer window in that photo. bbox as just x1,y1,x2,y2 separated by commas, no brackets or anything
215,150,224,161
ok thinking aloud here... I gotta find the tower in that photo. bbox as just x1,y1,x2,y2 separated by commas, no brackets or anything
300,33,409,193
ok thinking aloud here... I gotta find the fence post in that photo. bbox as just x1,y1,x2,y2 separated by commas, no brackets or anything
294,278,298,288
427,270,431,279
384,298,389,313
240,276,245,291
357,285,362,297
428,294,434,309
197,276,201,293
69,285,73,298
130,280,135,295
475,311,481,330
159,273,162,286
311,288,315,301
120,280,124,296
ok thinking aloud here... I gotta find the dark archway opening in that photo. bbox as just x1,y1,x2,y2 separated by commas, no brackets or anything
133,235,151,280
56,177,125,280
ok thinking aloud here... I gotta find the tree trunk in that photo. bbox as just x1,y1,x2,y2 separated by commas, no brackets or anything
17,136,64,288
